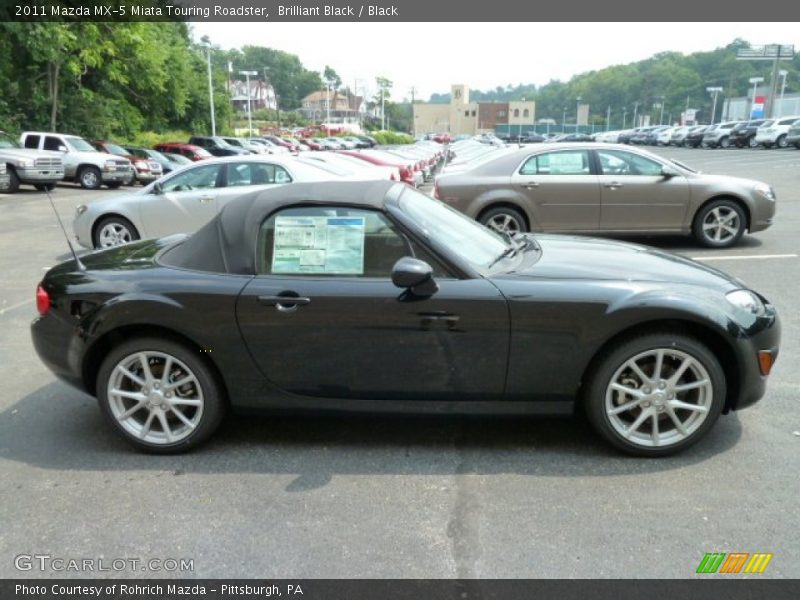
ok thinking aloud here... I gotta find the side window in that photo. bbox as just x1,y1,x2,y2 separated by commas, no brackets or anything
520,150,590,176
256,206,447,278
24,135,41,149
161,164,222,192
43,136,63,151
597,150,663,176
226,162,292,187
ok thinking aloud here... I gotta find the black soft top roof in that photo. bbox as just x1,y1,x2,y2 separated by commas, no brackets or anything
163,180,401,275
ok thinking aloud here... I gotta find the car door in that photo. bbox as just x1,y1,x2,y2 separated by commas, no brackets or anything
235,204,509,401
595,149,690,231
138,162,223,238
214,161,294,212
43,135,76,178
509,149,600,231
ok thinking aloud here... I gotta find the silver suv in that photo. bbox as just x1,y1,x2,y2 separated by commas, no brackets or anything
0,131,64,193
20,132,132,190
701,121,741,148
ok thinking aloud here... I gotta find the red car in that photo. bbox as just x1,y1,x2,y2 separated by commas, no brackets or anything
91,140,162,185
153,143,212,162
337,150,416,185
299,138,323,151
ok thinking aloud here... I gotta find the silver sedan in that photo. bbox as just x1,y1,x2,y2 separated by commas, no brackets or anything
434,143,776,248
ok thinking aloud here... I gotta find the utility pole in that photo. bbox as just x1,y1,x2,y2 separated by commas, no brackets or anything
239,70,257,136
381,84,386,131
633,101,639,128
706,87,723,124
606,105,611,131
622,107,627,129
203,42,216,136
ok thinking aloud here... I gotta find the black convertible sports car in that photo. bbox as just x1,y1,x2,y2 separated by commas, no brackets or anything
31,181,780,456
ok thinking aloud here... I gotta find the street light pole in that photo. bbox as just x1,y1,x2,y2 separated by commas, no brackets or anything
203,43,216,136
632,102,639,128
706,86,723,124
606,105,611,131
239,70,257,136
575,96,581,133
326,84,331,134
622,107,627,129
778,70,788,117
381,84,386,131
562,106,567,132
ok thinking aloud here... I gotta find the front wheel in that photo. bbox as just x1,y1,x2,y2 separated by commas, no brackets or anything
479,206,528,234
93,215,140,248
776,134,788,149
719,137,730,149
748,136,759,148
97,338,225,453
692,199,746,248
78,166,102,190
1,168,20,193
584,333,725,457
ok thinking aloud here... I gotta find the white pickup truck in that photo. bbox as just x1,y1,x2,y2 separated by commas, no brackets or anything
0,131,64,193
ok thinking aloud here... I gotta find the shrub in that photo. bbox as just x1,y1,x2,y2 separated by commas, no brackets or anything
370,130,413,145
119,130,194,148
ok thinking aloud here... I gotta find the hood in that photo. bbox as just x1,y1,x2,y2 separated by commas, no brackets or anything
687,172,763,188
0,147,62,160
510,234,742,290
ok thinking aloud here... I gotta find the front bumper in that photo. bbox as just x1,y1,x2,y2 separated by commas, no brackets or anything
17,167,65,183
729,306,781,411
101,169,132,182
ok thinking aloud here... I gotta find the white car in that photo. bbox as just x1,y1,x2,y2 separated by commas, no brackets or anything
754,116,800,148
297,152,400,181
655,127,677,145
73,155,361,249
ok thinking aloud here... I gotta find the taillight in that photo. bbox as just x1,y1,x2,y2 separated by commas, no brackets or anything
36,284,50,315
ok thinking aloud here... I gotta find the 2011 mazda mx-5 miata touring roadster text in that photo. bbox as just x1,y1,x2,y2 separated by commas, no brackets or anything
31,180,780,456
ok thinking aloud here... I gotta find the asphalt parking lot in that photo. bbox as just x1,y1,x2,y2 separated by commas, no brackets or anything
1,146,798,578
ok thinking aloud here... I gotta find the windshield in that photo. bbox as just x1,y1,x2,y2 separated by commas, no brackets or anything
396,187,511,270
0,133,21,148
66,137,96,152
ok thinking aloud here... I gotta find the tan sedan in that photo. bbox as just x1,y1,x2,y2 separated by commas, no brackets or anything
434,143,776,247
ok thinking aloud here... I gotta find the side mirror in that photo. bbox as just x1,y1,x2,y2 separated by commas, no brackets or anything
152,181,163,195
661,166,679,178
391,257,438,297
57,145,68,153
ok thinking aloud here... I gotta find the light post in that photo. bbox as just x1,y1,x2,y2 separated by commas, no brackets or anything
381,83,386,131
575,96,581,133
632,102,639,128
706,86,723,124
239,70,257,135
606,105,611,131
202,42,216,136
655,96,665,125
778,70,788,117
562,106,567,132
622,107,627,129
326,83,332,134
749,76,764,119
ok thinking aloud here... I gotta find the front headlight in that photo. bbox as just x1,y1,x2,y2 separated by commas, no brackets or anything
753,183,775,201
726,289,766,317
18,159,35,168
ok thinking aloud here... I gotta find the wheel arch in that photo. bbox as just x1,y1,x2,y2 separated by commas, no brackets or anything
91,212,140,246
694,194,751,231
81,324,230,405
579,318,741,414
477,200,532,230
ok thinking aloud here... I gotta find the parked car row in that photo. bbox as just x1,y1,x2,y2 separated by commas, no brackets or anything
595,117,800,149
72,140,446,249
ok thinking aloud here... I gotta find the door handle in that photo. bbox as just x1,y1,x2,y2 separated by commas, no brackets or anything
603,181,623,189
523,182,540,189
258,295,311,313
199,195,214,203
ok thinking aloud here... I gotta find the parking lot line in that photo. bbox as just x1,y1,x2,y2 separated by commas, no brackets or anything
0,298,32,316
691,253,798,261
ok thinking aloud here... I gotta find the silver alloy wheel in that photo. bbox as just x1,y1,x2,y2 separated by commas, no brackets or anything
98,221,133,247
107,351,204,445
81,169,99,188
605,348,713,448
702,206,740,243
487,213,523,234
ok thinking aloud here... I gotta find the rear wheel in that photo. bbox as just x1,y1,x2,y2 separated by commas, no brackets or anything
479,206,528,234
97,338,225,453
692,199,746,248
93,215,140,248
719,136,730,149
584,333,725,457
748,136,759,148
78,166,102,190
776,134,788,149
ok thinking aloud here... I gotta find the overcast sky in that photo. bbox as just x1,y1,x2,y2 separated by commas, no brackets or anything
191,22,799,101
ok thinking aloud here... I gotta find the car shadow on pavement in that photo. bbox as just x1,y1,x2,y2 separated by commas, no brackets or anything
1,381,743,489
600,234,764,252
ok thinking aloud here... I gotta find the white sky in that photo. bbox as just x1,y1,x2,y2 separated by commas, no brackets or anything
191,22,799,101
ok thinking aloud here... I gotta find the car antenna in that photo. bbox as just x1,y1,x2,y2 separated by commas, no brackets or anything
45,188,86,271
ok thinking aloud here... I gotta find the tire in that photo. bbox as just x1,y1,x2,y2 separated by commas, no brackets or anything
719,137,730,149
479,206,528,234
78,166,102,190
96,337,225,454
748,136,759,148
1,167,20,193
93,215,140,248
584,333,725,457
692,199,746,248
106,182,123,189
776,134,788,149
34,183,56,192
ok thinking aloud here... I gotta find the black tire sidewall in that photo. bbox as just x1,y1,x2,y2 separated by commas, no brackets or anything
584,333,725,457
692,200,746,248
479,206,528,232
96,337,225,454
79,166,102,190
2,167,20,193
92,216,140,248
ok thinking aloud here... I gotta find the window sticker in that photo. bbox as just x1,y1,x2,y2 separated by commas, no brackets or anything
545,152,585,174
272,215,365,274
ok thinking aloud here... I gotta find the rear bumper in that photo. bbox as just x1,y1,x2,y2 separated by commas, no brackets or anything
31,314,86,393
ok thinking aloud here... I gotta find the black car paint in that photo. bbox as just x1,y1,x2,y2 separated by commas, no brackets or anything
31,185,780,418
